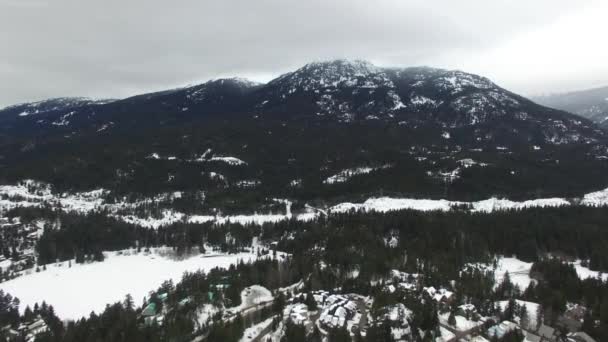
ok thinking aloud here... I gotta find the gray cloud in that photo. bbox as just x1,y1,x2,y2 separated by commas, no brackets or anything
0,0,606,106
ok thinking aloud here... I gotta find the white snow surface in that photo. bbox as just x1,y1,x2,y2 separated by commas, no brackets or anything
330,196,570,214
240,316,275,342
323,165,390,184
208,156,247,166
580,187,608,206
227,285,274,315
331,197,454,213
572,261,608,281
0,248,274,320
494,257,534,291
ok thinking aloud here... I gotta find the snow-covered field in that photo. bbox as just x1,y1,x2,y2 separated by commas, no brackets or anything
467,257,534,291
572,261,608,281
494,257,534,291
470,257,608,293
330,196,570,214
0,248,278,320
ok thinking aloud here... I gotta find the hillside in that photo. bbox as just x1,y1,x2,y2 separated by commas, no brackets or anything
0,60,607,206
534,85,608,128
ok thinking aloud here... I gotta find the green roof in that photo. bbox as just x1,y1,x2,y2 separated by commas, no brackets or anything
141,303,157,317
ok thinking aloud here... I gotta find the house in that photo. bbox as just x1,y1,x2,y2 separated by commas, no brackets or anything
141,303,157,317
157,293,168,302
17,316,48,342
469,336,490,342
1,324,19,340
457,303,477,317
565,304,586,321
423,286,454,305
567,332,597,342
557,315,582,333
523,331,541,342
486,321,518,339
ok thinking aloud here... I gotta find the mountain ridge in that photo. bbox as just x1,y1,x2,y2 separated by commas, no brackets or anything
1,60,607,202
533,85,608,128
0,59,602,147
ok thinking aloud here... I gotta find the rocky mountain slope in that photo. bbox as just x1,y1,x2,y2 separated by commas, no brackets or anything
0,60,607,204
1,60,602,144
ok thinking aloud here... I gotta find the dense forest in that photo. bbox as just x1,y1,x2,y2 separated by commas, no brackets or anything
3,205,608,277
3,205,608,341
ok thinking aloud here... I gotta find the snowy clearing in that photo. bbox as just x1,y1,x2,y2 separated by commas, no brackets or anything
0,248,281,320
495,257,534,291
3,180,608,229
323,165,390,185
330,195,570,214
572,261,608,281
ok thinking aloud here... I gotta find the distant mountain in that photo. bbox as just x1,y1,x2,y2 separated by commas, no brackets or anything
0,60,602,145
1,60,608,203
534,86,608,128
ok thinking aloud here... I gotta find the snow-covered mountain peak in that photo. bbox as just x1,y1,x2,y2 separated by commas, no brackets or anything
212,77,262,88
269,59,394,93
432,70,496,94
300,59,379,75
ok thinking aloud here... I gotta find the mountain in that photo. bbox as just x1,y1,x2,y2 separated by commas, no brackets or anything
534,85,608,128
0,60,602,144
0,59,607,204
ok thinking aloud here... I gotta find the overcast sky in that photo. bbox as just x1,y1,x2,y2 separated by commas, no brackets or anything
1,0,607,107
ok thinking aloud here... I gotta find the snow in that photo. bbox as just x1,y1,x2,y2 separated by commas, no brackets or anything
437,326,455,342
227,285,274,315
51,111,75,126
331,197,453,213
580,187,608,206
497,300,540,329
0,248,273,320
572,261,608,281
457,158,488,168
423,287,453,302
410,95,437,107
331,195,570,215
495,257,534,291
285,303,309,325
471,198,569,213
324,166,386,184
3,178,608,230
197,304,219,327
208,156,247,166
240,316,275,342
